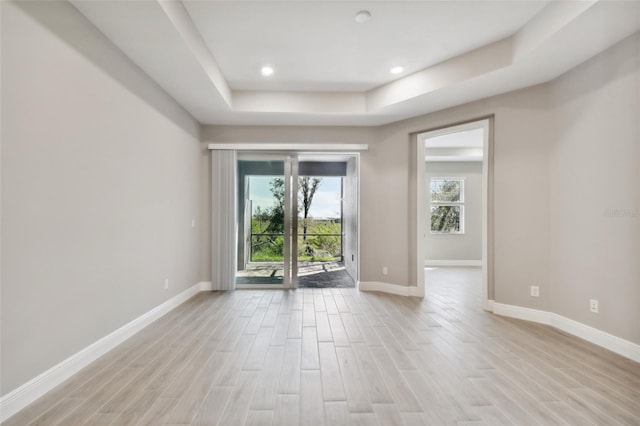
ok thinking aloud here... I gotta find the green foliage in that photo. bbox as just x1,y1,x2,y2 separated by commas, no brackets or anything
299,177,322,241
431,206,460,233
300,221,340,258
430,179,461,202
264,178,285,234
250,219,342,262
249,176,342,262
430,179,462,233
251,235,284,261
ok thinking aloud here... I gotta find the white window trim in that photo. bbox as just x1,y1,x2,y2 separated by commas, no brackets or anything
429,177,465,235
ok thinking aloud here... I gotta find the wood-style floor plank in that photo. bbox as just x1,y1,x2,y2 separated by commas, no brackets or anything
301,327,320,370
4,268,639,426
300,371,325,426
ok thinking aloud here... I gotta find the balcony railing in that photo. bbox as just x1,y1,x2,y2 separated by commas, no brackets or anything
250,233,342,262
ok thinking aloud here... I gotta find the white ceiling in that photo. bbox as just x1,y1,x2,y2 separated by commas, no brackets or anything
71,0,640,126
183,1,546,92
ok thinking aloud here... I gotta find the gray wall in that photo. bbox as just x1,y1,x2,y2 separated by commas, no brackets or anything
425,162,483,261
1,2,201,395
548,33,640,344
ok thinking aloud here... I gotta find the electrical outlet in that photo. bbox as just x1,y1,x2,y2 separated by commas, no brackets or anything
590,299,599,313
382,266,389,275
530,286,539,297
164,279,169,290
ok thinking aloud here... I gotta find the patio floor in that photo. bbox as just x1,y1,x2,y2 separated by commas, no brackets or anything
235,261,355,288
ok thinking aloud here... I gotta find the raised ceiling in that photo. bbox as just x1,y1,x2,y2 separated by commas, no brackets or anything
71,1,640,126
183,1,546,92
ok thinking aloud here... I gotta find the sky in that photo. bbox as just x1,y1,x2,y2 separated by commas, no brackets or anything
248,176,342,219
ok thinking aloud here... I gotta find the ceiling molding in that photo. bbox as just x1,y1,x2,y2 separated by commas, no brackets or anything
70,0,640,126
366,37,514,112
157,0,231,107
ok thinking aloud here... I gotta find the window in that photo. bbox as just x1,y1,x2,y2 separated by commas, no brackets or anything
430,178,464,234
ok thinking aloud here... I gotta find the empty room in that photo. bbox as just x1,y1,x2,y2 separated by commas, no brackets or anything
1,1,639,425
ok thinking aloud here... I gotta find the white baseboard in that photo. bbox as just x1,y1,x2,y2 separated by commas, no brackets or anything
425,259,482,267
0,281,207,423
493,303,640,363
485,299,495,312
492,302,551,324
359,281,423,297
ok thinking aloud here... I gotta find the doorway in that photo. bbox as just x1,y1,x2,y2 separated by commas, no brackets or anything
416,119,492,309
235,153,359,289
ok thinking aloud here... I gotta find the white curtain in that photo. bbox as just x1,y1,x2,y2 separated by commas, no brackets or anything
211,149,237,290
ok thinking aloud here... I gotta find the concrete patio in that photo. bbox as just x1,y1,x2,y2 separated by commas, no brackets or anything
235,261,355,288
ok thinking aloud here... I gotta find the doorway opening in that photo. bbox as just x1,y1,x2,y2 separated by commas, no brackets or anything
235,153,359,289
416,119,492,309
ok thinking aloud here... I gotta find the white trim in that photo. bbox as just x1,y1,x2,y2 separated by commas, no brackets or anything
493,302,551,324
417,118,490,308
493,303,640,363
481,120,490,311
485,299,495,312
208,143,368,151
415,134,426,297
418,120,487,140
0,282,206,423
359,281,423,297
425,155,483,162
424,260,482,267
356,153,362,294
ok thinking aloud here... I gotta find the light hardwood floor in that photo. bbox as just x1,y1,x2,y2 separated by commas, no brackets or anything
5,267,640,425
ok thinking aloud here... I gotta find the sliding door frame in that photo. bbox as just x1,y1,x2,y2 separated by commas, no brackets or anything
291,158,299,289
211,144,368,290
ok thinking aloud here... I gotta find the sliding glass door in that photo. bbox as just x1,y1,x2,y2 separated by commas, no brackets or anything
295,170,345,287
235,153,357,288
235,154,294,287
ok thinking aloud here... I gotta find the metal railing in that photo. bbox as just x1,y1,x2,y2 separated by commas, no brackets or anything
250,232,343,262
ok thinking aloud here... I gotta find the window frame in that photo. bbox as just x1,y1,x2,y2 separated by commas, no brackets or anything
429,177,465,235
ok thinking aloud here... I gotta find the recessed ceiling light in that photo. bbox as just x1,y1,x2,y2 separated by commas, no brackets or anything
390,66,404,75
261,65,274,77
354,10,371,23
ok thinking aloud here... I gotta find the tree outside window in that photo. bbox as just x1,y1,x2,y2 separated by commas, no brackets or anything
430,178,464,234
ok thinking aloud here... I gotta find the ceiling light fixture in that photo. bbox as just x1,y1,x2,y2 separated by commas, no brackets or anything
354,10,371,23
261,65,274,77
390,66,404,75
